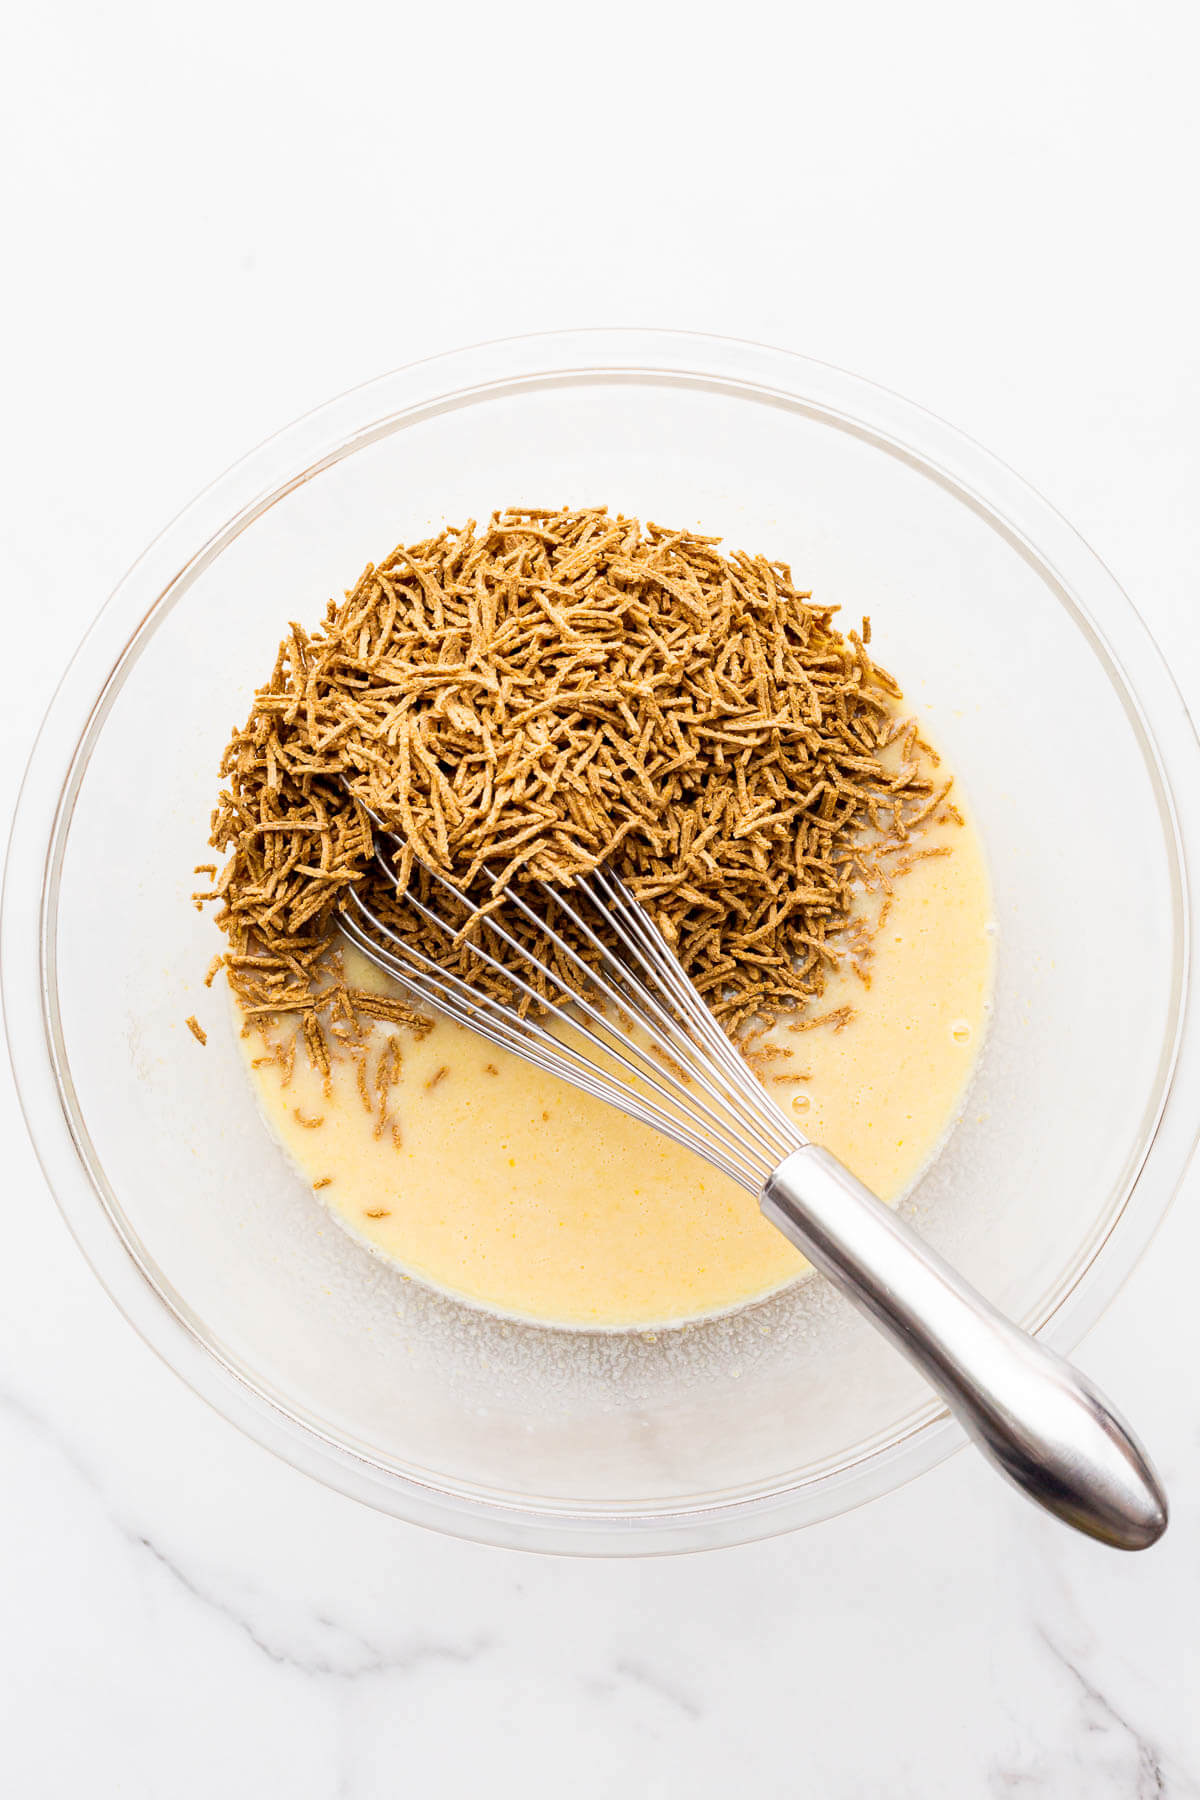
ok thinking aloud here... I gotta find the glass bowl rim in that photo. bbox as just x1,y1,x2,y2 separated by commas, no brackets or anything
5,327,1199,1555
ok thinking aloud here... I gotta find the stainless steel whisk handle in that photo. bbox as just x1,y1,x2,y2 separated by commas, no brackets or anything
761,1147,1167,1550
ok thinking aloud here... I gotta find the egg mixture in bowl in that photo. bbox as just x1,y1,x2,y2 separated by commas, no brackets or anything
7,332,1197,1552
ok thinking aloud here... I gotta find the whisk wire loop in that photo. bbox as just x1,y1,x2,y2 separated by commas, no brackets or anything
340,824,804,1193
339,899,760,1188
383,860,771,1183
578,868,801,1158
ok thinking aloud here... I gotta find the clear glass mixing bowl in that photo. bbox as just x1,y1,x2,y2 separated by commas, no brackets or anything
5,331,1199,1553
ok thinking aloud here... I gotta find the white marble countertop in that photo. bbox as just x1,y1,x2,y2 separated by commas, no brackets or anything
3,4,1199,1793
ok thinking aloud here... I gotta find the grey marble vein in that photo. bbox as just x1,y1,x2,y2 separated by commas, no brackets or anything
987,1625,1198,1800
1036,1628,1176,1800
0,1382,110,1499
135,1530,496,1680
0,1380,494,1684
583,1655,705,1720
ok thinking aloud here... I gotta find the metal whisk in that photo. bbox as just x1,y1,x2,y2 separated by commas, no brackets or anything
340,818,1168,1551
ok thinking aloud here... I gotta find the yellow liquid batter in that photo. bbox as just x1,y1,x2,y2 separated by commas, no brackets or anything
238,806,993,1328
